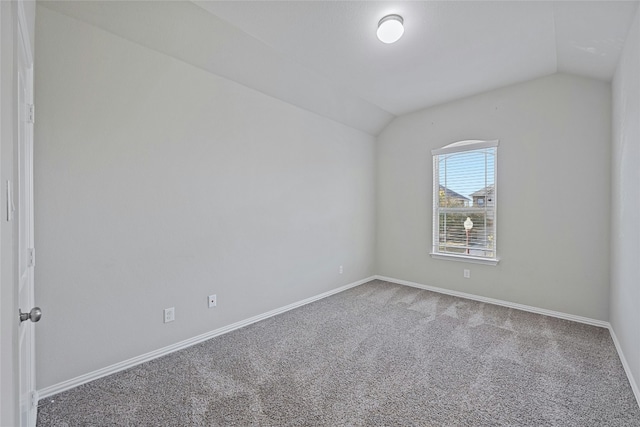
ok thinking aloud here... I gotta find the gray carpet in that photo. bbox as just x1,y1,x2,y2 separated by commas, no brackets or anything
37,280,640,426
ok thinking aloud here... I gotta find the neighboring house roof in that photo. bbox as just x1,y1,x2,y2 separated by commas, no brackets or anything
470,185,494,197
439,185,470,201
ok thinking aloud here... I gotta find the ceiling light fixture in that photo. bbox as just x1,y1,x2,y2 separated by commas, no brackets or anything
377,14,404,44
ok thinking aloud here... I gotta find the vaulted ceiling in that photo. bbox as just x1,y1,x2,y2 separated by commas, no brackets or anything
41,1,639,135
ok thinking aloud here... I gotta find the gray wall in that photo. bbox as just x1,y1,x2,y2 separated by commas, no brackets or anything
34,6,375,390
376,73,611,320
611,7,639,397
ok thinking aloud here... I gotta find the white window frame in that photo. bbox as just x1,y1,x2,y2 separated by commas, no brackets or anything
430,139,499,265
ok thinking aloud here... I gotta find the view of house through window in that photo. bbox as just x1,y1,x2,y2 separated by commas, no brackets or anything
432,140,498,262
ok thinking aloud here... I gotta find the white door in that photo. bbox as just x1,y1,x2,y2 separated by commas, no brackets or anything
16,3,37,426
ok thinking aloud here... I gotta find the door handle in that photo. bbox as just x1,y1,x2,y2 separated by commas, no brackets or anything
19,307,42,323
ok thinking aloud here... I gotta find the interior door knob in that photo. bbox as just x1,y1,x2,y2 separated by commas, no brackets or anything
19,307,42,323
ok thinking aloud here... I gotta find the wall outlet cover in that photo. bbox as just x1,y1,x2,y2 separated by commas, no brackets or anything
164,307,175,323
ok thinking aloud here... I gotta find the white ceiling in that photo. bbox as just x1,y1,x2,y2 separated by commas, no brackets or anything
41,1,639,135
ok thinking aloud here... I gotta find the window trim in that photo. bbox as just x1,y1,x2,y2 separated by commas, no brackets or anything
430,139,499,265
429,252,499,266
432,139,499,156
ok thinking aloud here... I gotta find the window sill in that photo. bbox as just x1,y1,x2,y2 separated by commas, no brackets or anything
430,252,499,266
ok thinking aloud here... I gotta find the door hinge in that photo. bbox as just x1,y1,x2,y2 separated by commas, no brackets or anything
31,391,39,408
28,247,35,268
27,104,35,124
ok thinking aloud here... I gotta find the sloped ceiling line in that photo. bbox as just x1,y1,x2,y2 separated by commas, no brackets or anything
40,1,639,136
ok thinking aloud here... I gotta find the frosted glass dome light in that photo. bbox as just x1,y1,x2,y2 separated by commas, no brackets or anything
377,15,404,44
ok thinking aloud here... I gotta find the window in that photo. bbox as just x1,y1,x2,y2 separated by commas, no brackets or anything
431,140,498,265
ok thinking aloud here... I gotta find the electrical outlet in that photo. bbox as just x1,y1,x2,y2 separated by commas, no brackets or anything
339,265,343,274
463,269,471,279
208,294,217,308
163,307,175,323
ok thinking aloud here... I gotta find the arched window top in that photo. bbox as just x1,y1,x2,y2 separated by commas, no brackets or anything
432,139,499,156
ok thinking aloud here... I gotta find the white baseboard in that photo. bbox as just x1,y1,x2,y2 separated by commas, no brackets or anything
38,274,639,411
375,275,609,328
376,275,640,408
608,327,640,407
38,276,376,400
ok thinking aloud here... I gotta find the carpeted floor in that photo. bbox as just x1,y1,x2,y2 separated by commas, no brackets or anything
37,280,640,426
